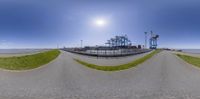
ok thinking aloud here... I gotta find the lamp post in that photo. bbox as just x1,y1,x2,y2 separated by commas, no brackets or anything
144,32,147,49
81,40,83,48
57,44,59,49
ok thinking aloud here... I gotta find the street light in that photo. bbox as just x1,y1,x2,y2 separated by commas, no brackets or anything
144,32,148,49
81,40,83,48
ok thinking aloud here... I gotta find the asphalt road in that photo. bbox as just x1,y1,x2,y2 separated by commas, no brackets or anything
1,51,200,99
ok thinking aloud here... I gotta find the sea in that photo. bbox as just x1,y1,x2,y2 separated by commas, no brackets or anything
0,49,47,54
181,49,200,54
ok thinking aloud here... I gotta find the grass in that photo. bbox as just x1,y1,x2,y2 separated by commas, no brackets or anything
0,49,60,70
74,50,161,71
177,54,200,68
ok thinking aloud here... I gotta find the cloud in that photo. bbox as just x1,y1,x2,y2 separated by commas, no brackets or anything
0,40,13,49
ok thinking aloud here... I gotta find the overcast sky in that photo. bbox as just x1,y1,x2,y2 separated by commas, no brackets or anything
0,0,200,49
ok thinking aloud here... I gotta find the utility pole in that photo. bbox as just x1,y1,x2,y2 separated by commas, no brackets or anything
81,40,83,48
144,32,147,49
57,44,59,49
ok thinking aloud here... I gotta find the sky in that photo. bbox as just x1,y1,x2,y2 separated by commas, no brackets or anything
0,0,200,49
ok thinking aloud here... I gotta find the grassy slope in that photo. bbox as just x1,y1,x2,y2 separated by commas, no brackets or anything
0,50,60,70
74,50,161,71
177,54,200,67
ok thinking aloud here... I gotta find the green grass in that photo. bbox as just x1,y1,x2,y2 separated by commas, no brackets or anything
177,54,200,67
74,50,161,71
0,49,60,70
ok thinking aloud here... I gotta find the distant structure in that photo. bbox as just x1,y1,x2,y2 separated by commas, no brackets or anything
105,35,132,48
144,32,148,48
149,31,159,49
63,34,152,57
81,40,83,48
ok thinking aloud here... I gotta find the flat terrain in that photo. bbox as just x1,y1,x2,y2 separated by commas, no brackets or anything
172,51,200,57
0,49,49,57
1,51,200,99
0,50,60,70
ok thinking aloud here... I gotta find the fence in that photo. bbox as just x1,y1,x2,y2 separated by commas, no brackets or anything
63,48,152,57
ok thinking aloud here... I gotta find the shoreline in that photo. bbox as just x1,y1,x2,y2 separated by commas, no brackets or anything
0,49,50,57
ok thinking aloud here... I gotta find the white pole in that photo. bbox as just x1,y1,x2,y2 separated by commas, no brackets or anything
81,40,83,48
145,32,147,49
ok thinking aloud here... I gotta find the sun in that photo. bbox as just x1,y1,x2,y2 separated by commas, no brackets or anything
94,19,106,27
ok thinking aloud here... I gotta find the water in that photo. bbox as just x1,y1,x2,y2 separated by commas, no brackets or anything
0,49,46,54
181,49,200,54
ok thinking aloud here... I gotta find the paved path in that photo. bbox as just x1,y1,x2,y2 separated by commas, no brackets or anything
0,51,200,99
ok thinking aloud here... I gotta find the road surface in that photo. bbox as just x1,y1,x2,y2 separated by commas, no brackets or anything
0,51,200,99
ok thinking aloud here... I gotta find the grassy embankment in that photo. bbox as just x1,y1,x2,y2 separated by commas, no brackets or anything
74,50,161,71
177,54,200,68
0,49,60,70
